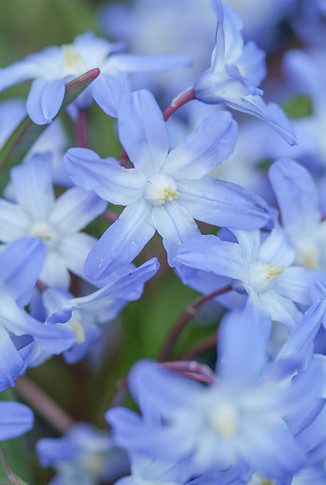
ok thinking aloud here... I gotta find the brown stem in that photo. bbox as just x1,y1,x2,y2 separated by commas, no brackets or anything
77,108,88,148
15,376,75,434
101,210,119,223
163,87,195,121
159,284,232,362
162,360,215,384
180,332,218,360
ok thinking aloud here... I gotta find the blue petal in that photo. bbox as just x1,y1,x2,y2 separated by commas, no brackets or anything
0,296,76,354
91,73,130,117
164,111,238,180
269,158,321,230
40,78,66,123
217,300,270,380
177,234,244,280
85,200,155,280
178,177,271,229
0,61,36,92
0,326,26,391
151,201,200,266
26,79,58,125
0,199,30,242
50,186,107,234
11,154,55,221
118,90,169,177
0,401,33,440
0,237,46,305
63,148,146,205
59,233,97,279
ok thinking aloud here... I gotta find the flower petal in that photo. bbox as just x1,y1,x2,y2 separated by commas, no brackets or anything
0,295,76,354
85,200,155,280
0,200,30,242
64,148,146,205
178,177,271,229
50,186,107,234
118,90,169,176
151,201,200,265
40,78,66,123
164,111,238,180
269,158,321,230
0,401,33,440
40,251,70,289
11,154,55,221
0,237,46,305
177,234,244,280
0,326,26,391
91,73,130,117
59,233,97,279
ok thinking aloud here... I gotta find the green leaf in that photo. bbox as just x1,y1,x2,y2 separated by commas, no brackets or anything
0,68,100,186
283,95,312,119
0,449,29,485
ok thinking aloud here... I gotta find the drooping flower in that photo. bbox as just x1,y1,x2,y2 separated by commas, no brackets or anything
193,0,296,145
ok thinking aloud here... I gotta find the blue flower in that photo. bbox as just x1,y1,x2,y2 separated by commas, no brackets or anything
37,423,128,485
269,158,326,271
64,89,271,279
193,0,296,145
33,258,160,364
107,301,315,479
0,154,107,289
0,32,190,124
177,226,326,329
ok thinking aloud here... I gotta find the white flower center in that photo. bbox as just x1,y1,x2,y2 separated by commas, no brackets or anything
62,44,87,77
79,451,104,474
57,311,85,343
210,403,238,437
144,173,180,206
247,473,275,485
30,221,58,249
248,262,284,293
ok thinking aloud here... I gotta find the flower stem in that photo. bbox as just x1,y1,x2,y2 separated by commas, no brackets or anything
162,360,215,384
163,87,195,121
180,332,218,360
159,284,232,361
15,376,75,434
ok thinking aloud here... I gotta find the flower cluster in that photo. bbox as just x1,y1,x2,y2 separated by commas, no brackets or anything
1,0,326,483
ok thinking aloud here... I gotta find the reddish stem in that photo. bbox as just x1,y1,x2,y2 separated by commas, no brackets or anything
162,360,215,385
102,210,119,223
36,279,47,292
181,332,218,360
77,108,88,148
163,87,195,121
159,284,232,361
15,376,75,434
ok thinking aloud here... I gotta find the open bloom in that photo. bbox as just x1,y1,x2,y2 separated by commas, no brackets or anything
0,154,106,288
0,31,189,124
107,302,320,480
177,226,326,328
269,158,326,271
64,89,271,279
